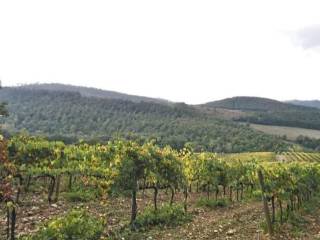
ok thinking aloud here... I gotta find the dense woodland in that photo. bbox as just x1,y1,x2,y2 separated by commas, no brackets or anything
287,100,320,109
295,136,320,151
205,96,320,130
19,83,169,104
0,102,8,116
0,87,289,153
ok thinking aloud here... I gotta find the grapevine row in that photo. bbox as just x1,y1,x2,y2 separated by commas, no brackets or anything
1,136,320,238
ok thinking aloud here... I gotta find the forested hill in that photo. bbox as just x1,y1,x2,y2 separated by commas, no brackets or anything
17,83,170,104
204,96,307,111
0,87,288,152
204,97,320,130
287,100,320,109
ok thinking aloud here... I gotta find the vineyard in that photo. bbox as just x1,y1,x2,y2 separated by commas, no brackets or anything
1,136,320,239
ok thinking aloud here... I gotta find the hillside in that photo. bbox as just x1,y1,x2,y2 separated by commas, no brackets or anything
18,83,170,104
204,96,297,111
0,87,288,152
248,123,320,141
287,100,320,109
203,97,320,131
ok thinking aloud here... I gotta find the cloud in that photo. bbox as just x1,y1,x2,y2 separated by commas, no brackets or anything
294,25,320,49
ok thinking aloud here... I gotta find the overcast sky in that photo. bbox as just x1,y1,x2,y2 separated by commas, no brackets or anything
1,0,320,104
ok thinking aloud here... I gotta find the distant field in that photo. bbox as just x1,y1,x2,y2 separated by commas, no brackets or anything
221,151,320,163
221,152,276,162
248,123,320,140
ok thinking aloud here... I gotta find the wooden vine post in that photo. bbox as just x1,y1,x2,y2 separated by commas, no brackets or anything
257,169,273,236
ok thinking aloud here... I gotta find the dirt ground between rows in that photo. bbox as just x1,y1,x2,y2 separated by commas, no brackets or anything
1,189,320,240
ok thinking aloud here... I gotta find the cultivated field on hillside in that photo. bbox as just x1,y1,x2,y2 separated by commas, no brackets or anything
248,123,320,140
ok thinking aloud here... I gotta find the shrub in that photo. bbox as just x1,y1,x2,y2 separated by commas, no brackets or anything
134,204,192,229
196,198,228,209
63,189,97,202
250,189,262,200
20,209,104,240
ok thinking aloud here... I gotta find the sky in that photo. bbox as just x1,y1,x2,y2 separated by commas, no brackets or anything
1,0,320,104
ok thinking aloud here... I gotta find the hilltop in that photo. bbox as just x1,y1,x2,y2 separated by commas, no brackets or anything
204,96,302,111
203,96,320,130
287,100,320,109
17,83,170,104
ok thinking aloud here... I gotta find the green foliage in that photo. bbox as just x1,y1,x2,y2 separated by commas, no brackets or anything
15,83,168,104
206,96,292,111
112,141,149,192
250,189,262,200
134,204,192,229
288,100,320,109
19,209,104,240
0,102,8,116
63,189,98,202
7,135,320,233
196,198,228,209
206,96,320,131
197,153,227,189
8,135,65,166
296,136,320,150
238,110,320,131
0,87,289,152
287,211,308,227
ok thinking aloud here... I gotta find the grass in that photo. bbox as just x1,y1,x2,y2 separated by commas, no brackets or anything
62,189,99,202
19,209,104,240
196,197,229,209
109,203,192,239
133,203,192,230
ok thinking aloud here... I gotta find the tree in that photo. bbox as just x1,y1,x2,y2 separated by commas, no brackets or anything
0,102,8,116
0,81,8,116
112,141,150,227
144,143,185,210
